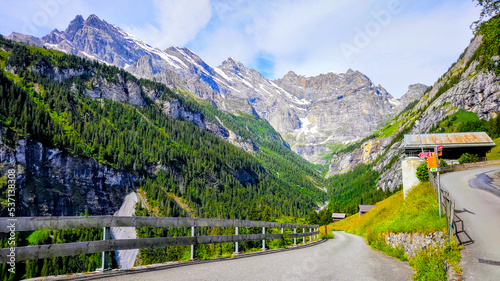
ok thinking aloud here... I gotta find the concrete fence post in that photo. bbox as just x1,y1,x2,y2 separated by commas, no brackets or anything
294,228,297,246
309,228,312,242
262,227,266,251
101,226,110,271
191,226,196,260
234,226,239,254
302,228,305,245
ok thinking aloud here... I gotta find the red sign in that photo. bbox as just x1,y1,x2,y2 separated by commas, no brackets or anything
436,145,443,151
419,152,434,158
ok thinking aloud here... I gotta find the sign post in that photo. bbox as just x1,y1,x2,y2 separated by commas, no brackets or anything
435,146,442,217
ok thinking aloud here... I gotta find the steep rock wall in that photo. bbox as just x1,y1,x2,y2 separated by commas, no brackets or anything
0,126,138,216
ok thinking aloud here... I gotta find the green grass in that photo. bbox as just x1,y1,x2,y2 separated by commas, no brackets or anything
378,118,404,138
319,143,348,161
27,230,53,245
2,69,22,84
487,137,500,160
320,182,461,280
332,182,446,235
0,49,9,69
27,45,65,57
430,109,481,133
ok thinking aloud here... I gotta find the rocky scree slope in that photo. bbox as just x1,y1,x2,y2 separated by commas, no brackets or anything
7,14,400,162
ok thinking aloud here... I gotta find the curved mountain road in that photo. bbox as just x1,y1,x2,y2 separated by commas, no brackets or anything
77,232,412,280
441,166,500,280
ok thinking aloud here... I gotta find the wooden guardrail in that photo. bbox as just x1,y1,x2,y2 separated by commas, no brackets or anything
0,216,319,269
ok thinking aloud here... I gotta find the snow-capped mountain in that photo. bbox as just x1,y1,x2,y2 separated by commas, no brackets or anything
6,14,400,163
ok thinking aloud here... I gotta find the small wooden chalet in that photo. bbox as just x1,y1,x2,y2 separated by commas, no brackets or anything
332,213,346,222
359,205,376,217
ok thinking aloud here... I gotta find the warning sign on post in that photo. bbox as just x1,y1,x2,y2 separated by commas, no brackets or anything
427,156,438,169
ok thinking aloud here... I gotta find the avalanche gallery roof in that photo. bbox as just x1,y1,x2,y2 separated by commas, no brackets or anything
404,132,496,150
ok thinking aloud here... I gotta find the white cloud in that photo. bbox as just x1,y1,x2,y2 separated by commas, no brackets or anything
0,0,89,36
0,0,482,98
125,0,212,49
191,0,480,97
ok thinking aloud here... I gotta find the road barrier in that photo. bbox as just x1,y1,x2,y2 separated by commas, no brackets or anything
0,216,319,270
429,171,472,245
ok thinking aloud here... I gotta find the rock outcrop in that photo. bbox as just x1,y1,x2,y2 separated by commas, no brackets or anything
326,137,393,177
0,126,138,216
325,33,499,192
397,84,429,110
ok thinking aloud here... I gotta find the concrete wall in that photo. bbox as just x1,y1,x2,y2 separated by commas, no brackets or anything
402,157,424,199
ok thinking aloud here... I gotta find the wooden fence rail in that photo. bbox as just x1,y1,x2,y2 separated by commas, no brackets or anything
0,216,317,233
0,216,320,267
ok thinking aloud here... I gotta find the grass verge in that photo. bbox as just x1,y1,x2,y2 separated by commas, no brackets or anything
486,137,500,160
320,183,462,280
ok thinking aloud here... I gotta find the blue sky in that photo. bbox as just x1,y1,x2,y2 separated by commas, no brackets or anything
0,0,481,98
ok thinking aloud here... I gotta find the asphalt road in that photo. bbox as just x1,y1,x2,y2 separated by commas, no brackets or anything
81,232,412,281
441,166,500,281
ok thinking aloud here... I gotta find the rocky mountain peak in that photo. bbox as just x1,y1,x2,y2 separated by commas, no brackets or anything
64,15,84,40
221,57,243,67
398,83,428,109
346,68,356,75
85,14,105,28
283,70,299,81
7,14,404,163
407,83,428,92
220,57,249,76
7,32,43,46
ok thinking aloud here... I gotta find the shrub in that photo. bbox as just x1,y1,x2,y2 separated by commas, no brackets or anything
458,153,479,164
416,161,429,182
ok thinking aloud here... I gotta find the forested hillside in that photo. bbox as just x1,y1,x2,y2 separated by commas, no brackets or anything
0,36,330,278
0,36,327,220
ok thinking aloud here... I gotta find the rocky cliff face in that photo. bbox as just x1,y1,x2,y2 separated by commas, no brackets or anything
274,70,399,162
326,34,500,192
397,84,429,110
0,126,138,216
7,14,399,162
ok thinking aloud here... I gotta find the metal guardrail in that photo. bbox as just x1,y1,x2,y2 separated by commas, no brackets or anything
428,171,471,245
0,216,320,269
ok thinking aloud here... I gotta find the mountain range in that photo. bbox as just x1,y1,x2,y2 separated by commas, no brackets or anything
2,9,500,279
5,13,498,201
7,14,405,163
